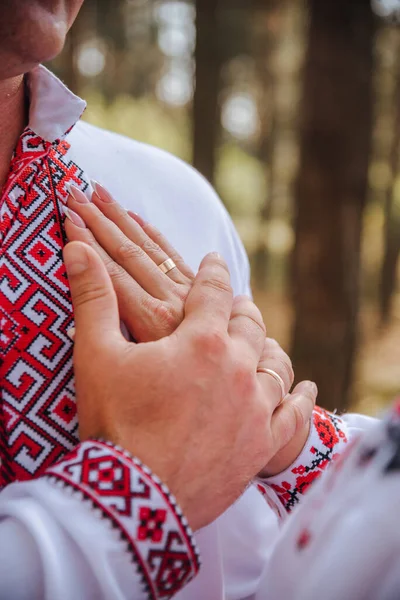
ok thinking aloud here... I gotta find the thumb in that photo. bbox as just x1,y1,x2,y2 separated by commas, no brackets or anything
64,241,121,343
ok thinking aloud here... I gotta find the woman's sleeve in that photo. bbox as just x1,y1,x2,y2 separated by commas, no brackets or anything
253,402,400,600
256,407,379,516
0,439,200,600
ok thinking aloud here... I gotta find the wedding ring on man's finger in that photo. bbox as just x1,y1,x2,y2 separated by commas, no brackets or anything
158,258,176,275
257,368,286,405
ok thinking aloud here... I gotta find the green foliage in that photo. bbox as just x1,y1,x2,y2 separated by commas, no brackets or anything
82,91,191,160
216,143,266,216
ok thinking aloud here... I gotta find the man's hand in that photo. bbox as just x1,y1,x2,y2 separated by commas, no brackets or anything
255,338,317,477
64,241,315,531
259,381,318,477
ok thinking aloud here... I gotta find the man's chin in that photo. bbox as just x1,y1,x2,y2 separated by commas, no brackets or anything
0,0,76,79
23,8,70,58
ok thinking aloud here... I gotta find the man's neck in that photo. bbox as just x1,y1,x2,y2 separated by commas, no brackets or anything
0,74,27,193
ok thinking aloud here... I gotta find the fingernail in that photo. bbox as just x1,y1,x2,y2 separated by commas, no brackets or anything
127,210,146,227
67,327,75,341
63,243,89,276
67,183,89,204
62,205,86,228
305,381,318,395
91,179,114,203
209,252,223,260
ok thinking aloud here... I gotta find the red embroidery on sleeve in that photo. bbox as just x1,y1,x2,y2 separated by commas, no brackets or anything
43,440,200,600
269,408,348,512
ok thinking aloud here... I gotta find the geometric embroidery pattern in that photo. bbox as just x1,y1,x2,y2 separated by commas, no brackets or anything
266,407,349,512
0,128,88,487
43,440,200,600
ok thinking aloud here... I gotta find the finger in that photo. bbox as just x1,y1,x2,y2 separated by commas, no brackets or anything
127,210,194,280
270,380,317,450
258,338,294,385
90,180,189,285
263,337,294,373
227,295,266,365
180,252,233,333
66,185,177,300
64,216,163,342
290,380,318,399
63,241,122,345
257,338,294,394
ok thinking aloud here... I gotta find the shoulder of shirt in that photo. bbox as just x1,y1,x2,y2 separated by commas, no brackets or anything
66,120,251,295
66,119,225,214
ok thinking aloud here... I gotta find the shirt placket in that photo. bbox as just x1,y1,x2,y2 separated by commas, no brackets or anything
0,130,87,487
0,130,51,245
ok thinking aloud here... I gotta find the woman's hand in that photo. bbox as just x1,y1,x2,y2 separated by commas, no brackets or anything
64,181,194,341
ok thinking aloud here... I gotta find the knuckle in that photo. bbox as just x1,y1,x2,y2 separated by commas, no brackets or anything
194,329,229,359
280,357,294,384
234,297,266,328
140,238,162,255
233,364,256,397
103,256,127,282
151,301,180,335
201,277,232,297
146,226,166,247
174,285,190,302
265,337,280,348
73,282,110,308
246,313,267,337
116,239,143,263
270,355,294,385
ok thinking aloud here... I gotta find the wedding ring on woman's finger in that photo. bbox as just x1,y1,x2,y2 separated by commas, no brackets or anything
257,367,286,405
158,257,176,275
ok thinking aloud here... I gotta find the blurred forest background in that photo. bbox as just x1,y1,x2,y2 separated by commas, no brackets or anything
50,0,400,415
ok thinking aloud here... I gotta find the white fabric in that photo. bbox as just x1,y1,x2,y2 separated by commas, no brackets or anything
255,410,400,600
27,65,86,142
0,479,129,600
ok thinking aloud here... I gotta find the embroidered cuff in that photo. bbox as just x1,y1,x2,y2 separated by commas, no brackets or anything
257,407,349,513
41,440,200,599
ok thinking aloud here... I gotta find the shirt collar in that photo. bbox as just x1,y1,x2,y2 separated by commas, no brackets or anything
26,65,86,143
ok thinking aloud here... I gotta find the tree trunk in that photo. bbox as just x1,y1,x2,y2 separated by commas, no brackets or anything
291,0,375,412
193,0,221,184
252,5,280,290
380,45,400,324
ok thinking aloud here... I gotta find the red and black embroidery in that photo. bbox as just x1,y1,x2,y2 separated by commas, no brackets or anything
0,128,88,487
43,440,200,600
268,407,349,512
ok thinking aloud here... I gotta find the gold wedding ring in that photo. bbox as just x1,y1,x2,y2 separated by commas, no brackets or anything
158,258,176,275
257,368,286,404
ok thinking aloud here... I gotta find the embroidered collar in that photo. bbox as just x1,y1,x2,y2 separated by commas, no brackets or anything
26,65,86,144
